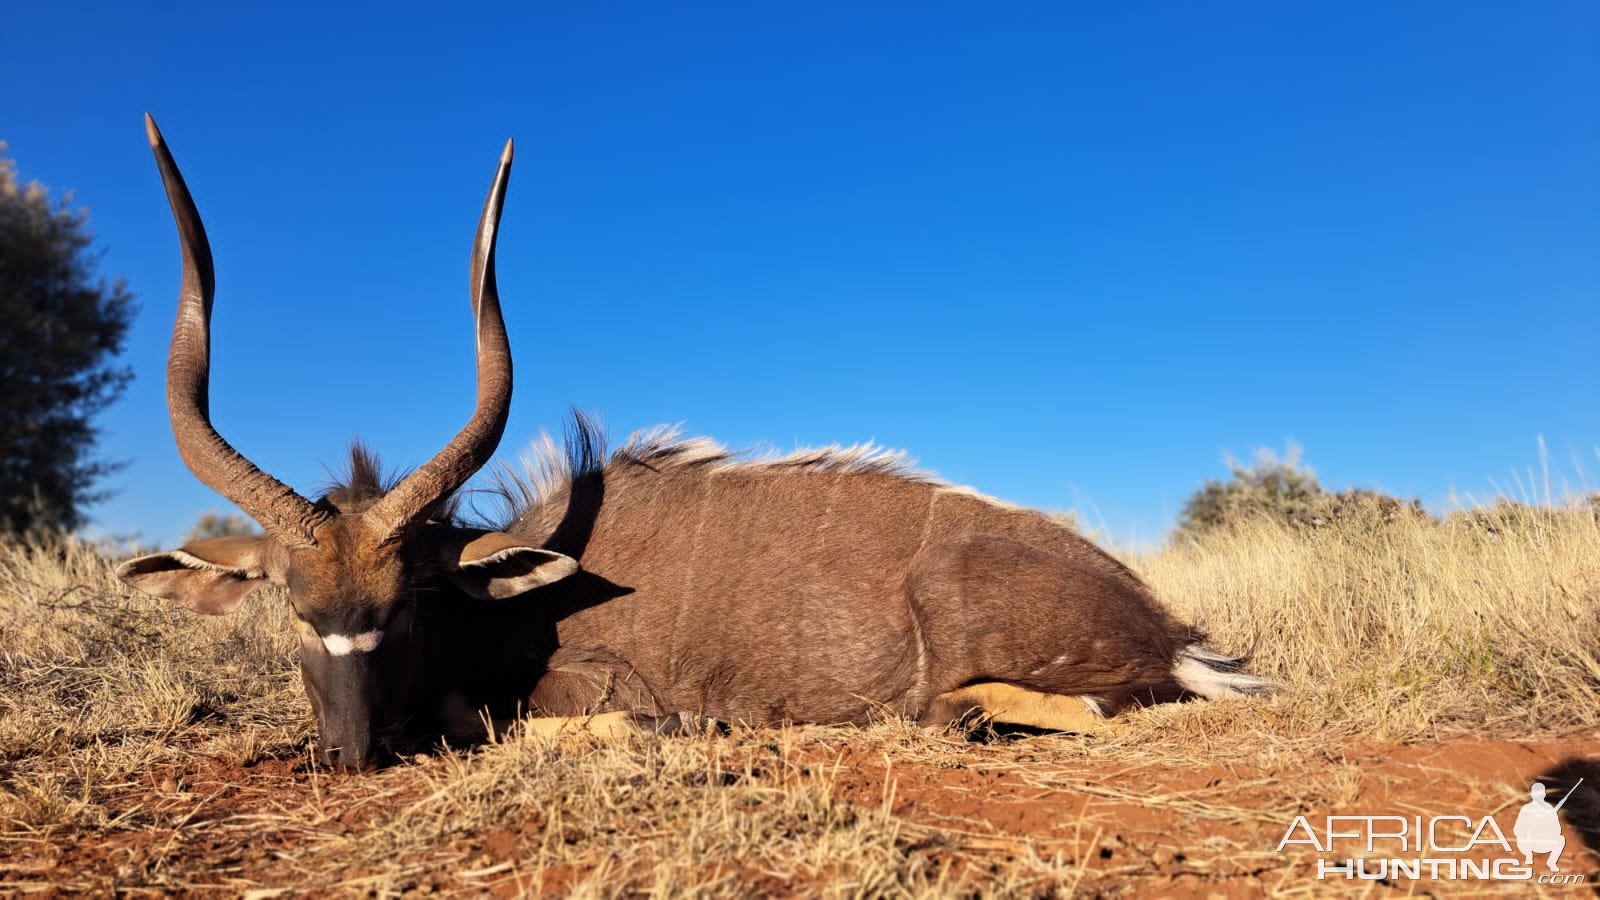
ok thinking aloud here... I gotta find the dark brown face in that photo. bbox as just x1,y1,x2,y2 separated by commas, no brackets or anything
273,520,581,770
290,605,421,771
282,526,421,771
116,513,580,772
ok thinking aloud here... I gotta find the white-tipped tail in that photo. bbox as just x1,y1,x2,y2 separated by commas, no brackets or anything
1173,645,1278,699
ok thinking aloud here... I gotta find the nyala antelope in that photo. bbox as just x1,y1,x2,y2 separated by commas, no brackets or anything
119,115,1273,771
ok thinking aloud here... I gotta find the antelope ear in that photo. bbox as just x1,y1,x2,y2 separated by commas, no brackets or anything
447,531,578,600
116,535,281,615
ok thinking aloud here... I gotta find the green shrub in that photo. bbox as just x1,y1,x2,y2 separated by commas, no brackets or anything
1176,447,1425,539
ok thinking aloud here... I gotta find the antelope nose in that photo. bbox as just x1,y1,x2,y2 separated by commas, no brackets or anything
320,739,375,772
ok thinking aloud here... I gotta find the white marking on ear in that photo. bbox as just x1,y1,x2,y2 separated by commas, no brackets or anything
458,547,531,568
321,630,383,656
167,549,264,578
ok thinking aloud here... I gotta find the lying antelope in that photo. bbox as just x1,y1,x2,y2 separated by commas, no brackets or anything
119,116,1273,771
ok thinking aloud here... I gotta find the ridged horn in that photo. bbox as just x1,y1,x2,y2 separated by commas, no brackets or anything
145,114,328,548
364,140,516,541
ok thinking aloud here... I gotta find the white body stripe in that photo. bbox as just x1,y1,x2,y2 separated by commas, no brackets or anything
322,630,383,656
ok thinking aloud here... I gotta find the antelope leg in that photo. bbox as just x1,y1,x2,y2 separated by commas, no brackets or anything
926,682,1114,734
519,711,643,740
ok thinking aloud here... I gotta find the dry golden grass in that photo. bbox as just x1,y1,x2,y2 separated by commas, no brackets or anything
0,503,1596,895
1139,504,1600,741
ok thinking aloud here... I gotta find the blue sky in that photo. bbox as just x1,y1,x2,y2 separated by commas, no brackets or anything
3,2,1596,548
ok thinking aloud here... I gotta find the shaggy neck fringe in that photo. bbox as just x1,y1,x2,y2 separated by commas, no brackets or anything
493,412,930,529
321,412,949,532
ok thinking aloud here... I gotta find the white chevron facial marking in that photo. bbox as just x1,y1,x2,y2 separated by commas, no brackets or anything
321,630,383,656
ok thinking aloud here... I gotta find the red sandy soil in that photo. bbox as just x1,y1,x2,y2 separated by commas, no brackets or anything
3,734,1596,896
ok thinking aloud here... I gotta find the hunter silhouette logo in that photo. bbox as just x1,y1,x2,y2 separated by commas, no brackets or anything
1515,782,1576,872
1277,778,1586,884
